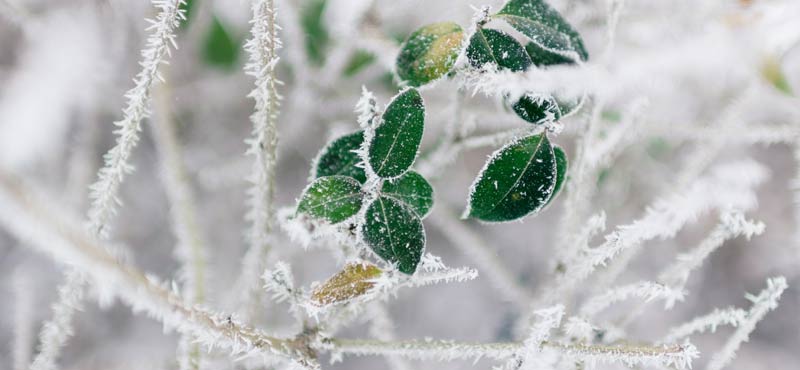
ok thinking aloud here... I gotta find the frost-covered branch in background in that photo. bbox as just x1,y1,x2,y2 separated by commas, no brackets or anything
28,269,85,370
0,174,317,369
659,210,765,292
579,281,685,317
706,277,788,370
87,0,186,238
237,0,284,319
661,307,748,344
24,3,188,369
543,160,767,304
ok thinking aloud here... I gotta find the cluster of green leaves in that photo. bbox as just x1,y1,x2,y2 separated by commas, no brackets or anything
297,89,432,274
392,0,586,222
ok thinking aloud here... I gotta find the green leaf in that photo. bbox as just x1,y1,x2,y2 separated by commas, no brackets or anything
362,195,425,274
524,41,575,67
466,28,532,72
368,88,425,179
301,0,329,66
544,145,567,207
396,22,464,86
382,171,434,218
343,49,376,77
202,16,240,69
512,94,561,124
314,131,367,183
466,133,557,222
496,0,588,62
297,176,363,223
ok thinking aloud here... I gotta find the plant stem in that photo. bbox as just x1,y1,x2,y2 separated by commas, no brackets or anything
238,0,283,320
152,71,208,370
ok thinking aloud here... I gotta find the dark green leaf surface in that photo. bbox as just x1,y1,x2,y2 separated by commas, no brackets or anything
382,171,434,218
496,0,588,62
315,131,367,183
363,196,425,274
297,176,363,223
466,28,532,72
368,88,425,179
467,133,557,222
203,16,239,69
525,41,575,67
544,145,567,206
512,94,561,124
396,22,464,86
301,0,329,66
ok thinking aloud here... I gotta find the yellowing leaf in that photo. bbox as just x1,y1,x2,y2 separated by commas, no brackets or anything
311,263,382,306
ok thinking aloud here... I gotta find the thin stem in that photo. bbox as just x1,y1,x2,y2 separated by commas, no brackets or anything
0,173,316,369
323,337,695,366
238,0,283,320
87,0,186,239
152,71,208,370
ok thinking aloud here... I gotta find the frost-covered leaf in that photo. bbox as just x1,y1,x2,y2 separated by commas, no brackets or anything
315,131,366,183
297,176,363,223
466,133,556,222
381,171,434,218
524,41,575,67
368,88,425,179
466,28,532,72
362,196,425,274
495,0,588,62
311,262,382,306
396,22,464,86
512,93,561,124
301,0,329,66
544,145,567,206
203,15,240,69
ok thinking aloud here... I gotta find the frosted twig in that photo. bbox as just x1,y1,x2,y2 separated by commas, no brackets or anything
323,337,697,369
542,160,767,304
29,270,86,370
498,305,564,370
30,4,187,365
526,305,565,349
323,338,520,361
238,0,284,320
659,210,764,291
152,75,208,370
87,0,186,238
560,340,698,370
263,261,306,324
0,173,317,369
661,307,748,344
365,302,412,370
706,277,788,370
579,281,685,318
